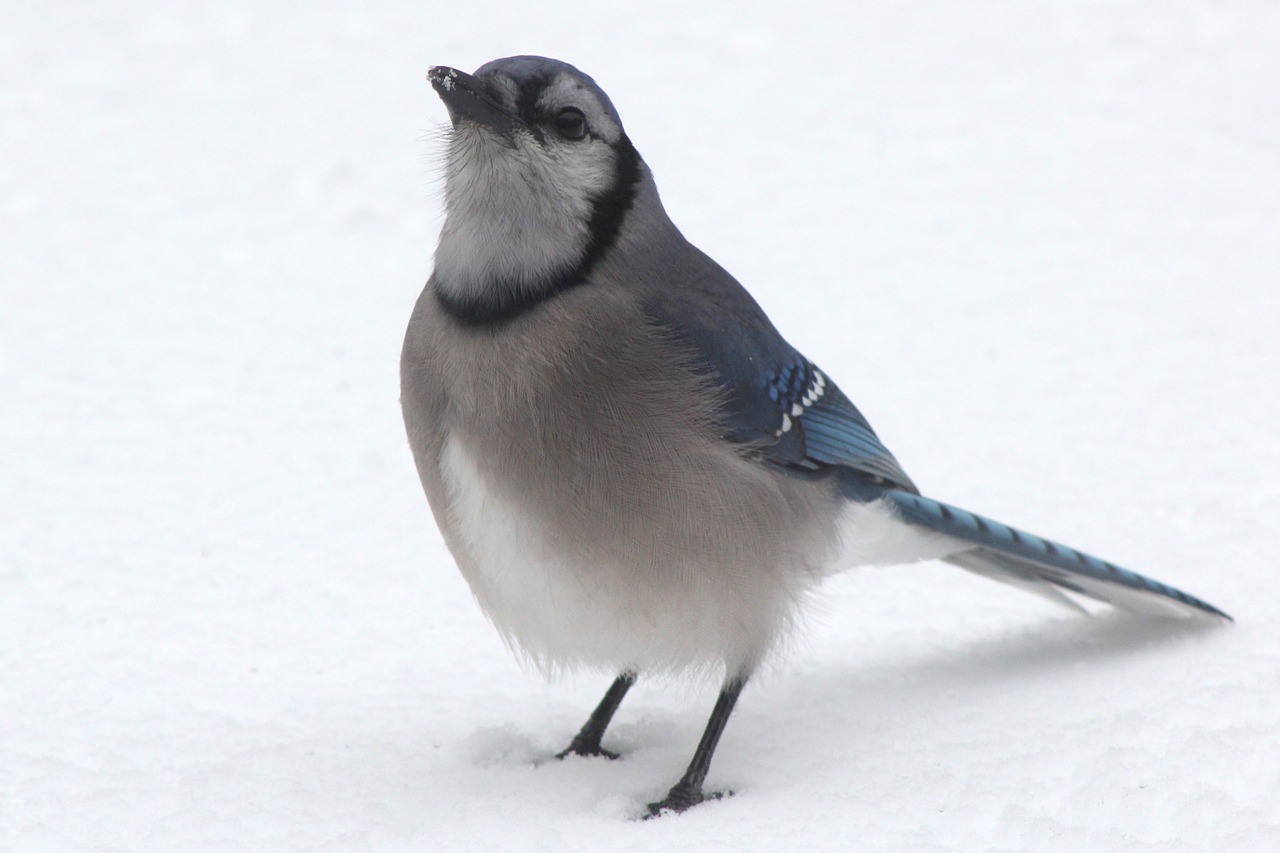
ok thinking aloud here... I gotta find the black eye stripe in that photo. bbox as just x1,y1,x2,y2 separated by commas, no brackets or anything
514,78,546,125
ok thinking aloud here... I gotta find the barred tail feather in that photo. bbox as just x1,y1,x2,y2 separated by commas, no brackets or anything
885,491,1231,620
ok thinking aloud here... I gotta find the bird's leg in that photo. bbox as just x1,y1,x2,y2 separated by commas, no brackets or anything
645,676,746,817
557,671,637,760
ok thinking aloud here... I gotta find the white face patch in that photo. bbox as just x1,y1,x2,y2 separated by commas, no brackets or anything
535,76,624,145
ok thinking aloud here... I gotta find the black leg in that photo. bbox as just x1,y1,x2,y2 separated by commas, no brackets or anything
645,677,747,818
557,671,637,760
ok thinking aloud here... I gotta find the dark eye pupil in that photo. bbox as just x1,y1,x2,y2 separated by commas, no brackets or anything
554,108,587,140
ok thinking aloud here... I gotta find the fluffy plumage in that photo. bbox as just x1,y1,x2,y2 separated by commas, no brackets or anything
400,56,1229,816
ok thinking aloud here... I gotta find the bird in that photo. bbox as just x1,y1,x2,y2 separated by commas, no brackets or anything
400,55,1230,818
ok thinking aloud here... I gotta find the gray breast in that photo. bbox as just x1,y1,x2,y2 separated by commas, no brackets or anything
401,279,842,676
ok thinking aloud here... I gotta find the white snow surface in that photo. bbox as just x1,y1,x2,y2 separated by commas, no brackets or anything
4,2,1278,850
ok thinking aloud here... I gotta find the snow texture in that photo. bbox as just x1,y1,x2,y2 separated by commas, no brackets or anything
3,1,1277,850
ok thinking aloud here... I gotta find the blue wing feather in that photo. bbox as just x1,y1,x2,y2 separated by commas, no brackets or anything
641,245,916,492
636,242,1228,619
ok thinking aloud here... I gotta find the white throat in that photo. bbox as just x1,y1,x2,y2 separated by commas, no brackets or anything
433,128,613,305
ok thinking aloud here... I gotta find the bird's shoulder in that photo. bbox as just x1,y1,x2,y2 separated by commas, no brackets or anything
636,242,917,492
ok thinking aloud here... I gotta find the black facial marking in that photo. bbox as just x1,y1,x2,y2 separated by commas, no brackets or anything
577,136,640,281
515,77,549,127
436,135,643,327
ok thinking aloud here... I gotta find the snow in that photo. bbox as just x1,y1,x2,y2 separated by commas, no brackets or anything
3,1,1277,849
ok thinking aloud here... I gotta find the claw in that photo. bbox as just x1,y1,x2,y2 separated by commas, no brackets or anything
643,786,730,818
556,743,622,761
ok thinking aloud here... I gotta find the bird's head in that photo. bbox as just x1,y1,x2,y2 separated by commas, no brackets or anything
428,56,647,323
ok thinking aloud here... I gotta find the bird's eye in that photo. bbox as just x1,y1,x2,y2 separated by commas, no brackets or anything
553,107,588,141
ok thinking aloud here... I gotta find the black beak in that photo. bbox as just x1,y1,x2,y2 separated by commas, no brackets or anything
428,66,519,135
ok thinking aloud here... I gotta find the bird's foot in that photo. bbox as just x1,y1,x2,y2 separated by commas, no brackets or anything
556,740,621,761
643,784,731,818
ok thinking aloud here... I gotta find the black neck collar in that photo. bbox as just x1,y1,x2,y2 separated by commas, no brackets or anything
435,138,642,327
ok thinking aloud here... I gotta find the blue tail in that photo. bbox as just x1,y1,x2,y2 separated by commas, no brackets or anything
886,491,1230,620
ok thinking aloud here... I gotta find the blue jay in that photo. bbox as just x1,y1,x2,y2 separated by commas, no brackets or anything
401,56,1229,817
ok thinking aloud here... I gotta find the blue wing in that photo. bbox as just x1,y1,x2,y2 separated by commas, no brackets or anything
642,245,916,492
637,243,1228,620
742,351,917,490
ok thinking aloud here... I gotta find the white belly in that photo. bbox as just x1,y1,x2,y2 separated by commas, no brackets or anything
436,434,802,676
